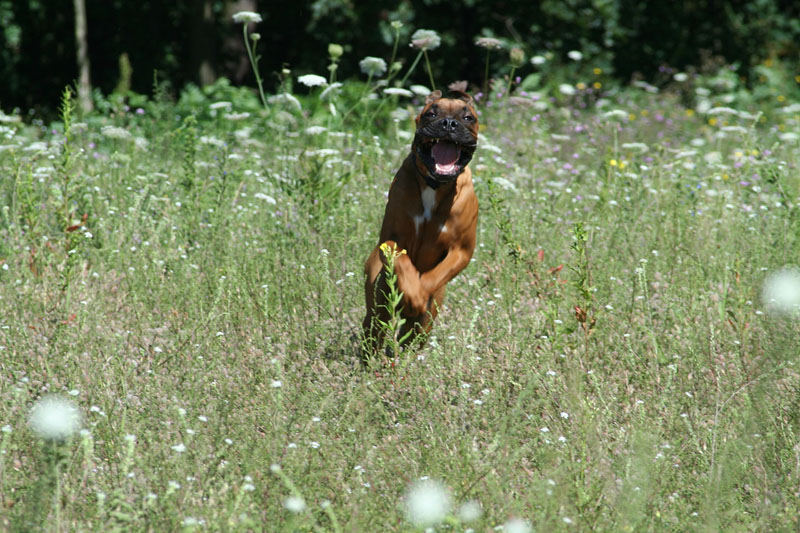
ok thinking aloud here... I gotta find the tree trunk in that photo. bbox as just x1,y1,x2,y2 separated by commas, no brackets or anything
190,0,218,86
73,0,93,112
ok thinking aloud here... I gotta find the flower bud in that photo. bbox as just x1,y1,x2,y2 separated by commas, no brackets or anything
328,43,343,60
509,47,525,68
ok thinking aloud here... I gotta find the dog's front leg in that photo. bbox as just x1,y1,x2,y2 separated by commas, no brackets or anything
380,240,429,317
419,244,472,297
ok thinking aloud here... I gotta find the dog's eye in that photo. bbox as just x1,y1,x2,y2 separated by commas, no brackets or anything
463,114,475,122
424,110,437,119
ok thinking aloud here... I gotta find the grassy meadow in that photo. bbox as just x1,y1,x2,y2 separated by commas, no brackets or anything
2,50,800,531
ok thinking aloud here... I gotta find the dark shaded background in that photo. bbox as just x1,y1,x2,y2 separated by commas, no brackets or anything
1,0,798,114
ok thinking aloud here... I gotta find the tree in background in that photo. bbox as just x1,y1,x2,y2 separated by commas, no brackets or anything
73,0,92,112
0,0,797,115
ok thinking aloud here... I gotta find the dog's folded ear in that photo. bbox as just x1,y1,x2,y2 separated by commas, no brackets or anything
425,90,443,105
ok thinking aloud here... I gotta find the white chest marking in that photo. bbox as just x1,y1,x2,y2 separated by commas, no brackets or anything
414,186,437,233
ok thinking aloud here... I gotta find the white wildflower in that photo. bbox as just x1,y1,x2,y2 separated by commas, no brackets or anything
602,109,628,120
503,517,532,533
410,29,441,51
621,142,649,153
297,74,327,88
493,177,517,192
558,84,576,96
283,495,306,513
320,82,343,100
762,267,800,315
101,125,132,140
384,87,414,97
224,112,250,121
458,500,482,522
475,36,503,50
706,106,739,116
254,192,277,204
0,111,21,123
721,125,747,134
306,148,338,158
404,479,451,527
410,84,431,96
304,125,327,135
359,56,387,77
267,93,302,111
199,135,225,148
29,395,82,441
567,50,583,61
232,11,262,24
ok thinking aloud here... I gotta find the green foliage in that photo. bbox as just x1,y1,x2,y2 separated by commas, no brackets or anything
3,1,800,115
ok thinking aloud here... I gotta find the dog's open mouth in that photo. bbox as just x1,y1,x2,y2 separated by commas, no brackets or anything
416,138,475,181
431,140,461,175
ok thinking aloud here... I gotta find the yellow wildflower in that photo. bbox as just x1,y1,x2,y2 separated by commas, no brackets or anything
380,242,406,259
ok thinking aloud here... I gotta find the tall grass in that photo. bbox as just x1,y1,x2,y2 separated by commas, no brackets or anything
0,40,799,531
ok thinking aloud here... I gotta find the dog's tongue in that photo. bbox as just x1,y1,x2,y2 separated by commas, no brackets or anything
432,141,460,174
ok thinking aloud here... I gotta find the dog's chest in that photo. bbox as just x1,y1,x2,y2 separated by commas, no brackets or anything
413,186,445,234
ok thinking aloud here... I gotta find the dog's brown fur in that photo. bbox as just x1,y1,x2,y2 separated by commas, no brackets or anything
363,90,479,349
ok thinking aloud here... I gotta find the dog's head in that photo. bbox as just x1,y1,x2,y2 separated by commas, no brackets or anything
412,90,479,187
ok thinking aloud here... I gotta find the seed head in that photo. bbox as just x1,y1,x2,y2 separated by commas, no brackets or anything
29,394,82,441
404,479,451,527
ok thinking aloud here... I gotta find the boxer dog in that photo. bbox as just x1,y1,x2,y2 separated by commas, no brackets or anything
363,90,479,352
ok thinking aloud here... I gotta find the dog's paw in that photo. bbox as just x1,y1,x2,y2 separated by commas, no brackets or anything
401,290,429,317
